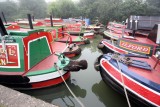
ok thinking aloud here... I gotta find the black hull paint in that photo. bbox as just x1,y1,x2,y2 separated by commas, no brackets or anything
100,67,155,107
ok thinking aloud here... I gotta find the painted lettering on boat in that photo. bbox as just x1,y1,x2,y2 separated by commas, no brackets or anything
0,48,6,54
0,44,19,67
0,59,6,65
119,40,150,54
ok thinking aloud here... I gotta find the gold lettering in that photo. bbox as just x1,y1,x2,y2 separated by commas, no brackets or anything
0,59,6,66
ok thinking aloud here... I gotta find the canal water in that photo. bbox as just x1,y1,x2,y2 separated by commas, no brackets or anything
22,35,138,107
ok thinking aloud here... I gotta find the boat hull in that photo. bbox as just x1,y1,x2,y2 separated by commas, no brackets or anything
0,72,70,90
83,32,95,39
56,39,90,45
100,67,155,107
98,55,160,107
63,46,81,58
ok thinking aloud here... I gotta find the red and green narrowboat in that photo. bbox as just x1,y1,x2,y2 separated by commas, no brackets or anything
0,18,87,90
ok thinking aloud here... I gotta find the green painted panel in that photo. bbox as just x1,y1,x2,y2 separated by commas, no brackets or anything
19,25,62,31
0,38,25,72
75,36,83,41
8,29,44,36
29,37,51,69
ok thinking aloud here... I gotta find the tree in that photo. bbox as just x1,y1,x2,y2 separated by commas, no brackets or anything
146,0,160,8
0,0,18,21
146,0,160,16
48,0,78,18
19,0,47,18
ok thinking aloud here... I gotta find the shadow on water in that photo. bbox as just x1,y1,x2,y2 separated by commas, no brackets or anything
22,79,87,107
23,35,139,107
92,80,138,107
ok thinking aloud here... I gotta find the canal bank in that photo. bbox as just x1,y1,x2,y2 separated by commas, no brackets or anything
0,85,58,107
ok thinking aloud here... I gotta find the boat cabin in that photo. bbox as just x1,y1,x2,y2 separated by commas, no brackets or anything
0,28,53,73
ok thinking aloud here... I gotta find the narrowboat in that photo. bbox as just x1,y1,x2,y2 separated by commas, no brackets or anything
95,52,160,107
0,17,87,90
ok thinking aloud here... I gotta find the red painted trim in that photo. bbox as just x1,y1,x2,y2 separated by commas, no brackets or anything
6,25,20,30
101,59,160,106
31,72,70,89
65,54,76,58
102,41,127,54
76,41,85,45
84,35,94,39
23,31,53,71
44,19,63,23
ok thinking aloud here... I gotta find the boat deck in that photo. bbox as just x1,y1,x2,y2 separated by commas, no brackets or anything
57,34,81,41
128,56,160,84
29,54,58,72
104,30,158,46
125,35,157,46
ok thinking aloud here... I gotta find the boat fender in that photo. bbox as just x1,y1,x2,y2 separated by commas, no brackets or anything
80,36,84,40
97,43,104,49
75,47,81,55
94,58,100,71
84,39,90,44
63,60,88,72
94,55,103,71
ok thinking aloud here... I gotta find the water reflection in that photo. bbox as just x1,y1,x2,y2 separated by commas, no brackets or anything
92,80,128,107
22,79,86,107
81,36,103,53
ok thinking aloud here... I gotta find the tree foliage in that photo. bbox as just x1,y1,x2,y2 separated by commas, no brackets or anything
48,0,78,18
0,0,160,23
0,0,18,21
19,0,47,18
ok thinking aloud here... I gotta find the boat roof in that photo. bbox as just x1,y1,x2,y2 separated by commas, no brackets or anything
8,29,44,36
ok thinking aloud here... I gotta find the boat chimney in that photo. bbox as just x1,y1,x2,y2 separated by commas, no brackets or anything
27,14,33,29
1,12,7,24
0,17,8,36
50,15,53,27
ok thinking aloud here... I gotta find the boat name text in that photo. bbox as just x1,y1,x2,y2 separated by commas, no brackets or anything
119,40,150,54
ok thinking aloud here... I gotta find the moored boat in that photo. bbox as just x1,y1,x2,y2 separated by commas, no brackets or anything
7,15,83,58
95,52,160,106
16,15,91,45
98,23,160,56
44,18,63,25
64,23,95,39
0,17,87,90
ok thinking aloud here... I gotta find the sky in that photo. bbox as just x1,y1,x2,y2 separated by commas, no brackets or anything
0,0,79,2
45,0,79,2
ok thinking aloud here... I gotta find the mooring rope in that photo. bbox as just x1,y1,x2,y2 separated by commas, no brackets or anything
116,60,131,107
55,64,85,107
